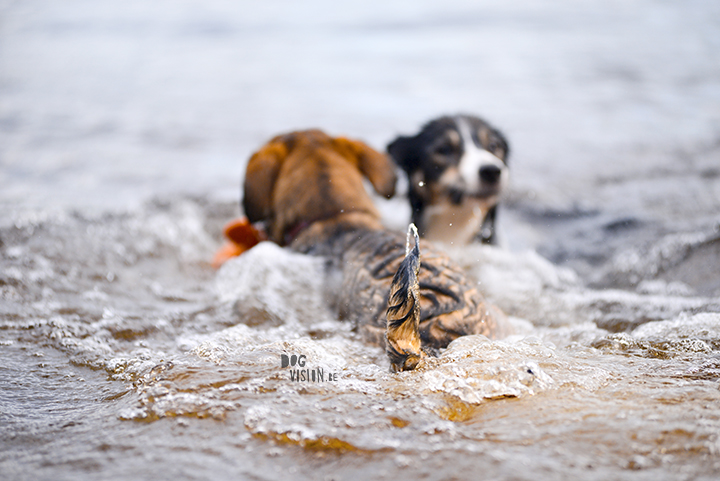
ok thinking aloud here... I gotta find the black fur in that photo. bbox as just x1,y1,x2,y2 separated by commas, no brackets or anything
385,235,422,372
386,243,420,332
291,221,499,355
387,115,509,245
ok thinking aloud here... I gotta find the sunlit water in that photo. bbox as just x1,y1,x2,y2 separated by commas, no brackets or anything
2,1,720,480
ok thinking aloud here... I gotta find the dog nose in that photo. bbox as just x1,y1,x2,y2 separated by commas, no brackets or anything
479,165,502,183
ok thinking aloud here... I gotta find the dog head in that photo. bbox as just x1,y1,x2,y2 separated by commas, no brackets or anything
243,129,397,246
387,115,509,240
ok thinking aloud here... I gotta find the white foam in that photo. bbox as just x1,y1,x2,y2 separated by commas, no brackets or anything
215,242,335,327
632,312,720,341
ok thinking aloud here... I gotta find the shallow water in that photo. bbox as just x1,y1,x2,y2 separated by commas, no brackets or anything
2,0,720,480
2,199,720,480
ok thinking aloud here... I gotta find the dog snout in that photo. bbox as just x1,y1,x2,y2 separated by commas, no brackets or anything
479,164,502,184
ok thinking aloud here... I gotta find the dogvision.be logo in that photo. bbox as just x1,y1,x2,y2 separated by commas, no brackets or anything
280,353,339,382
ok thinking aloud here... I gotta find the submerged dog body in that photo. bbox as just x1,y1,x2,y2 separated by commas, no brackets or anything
387,115,510,245
242,129,504,370
292,224,499,362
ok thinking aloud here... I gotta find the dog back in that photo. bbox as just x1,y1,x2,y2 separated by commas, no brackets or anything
243,129,396,245
293,227,500,349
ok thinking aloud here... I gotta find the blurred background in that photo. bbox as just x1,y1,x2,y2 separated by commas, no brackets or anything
2,0,719,266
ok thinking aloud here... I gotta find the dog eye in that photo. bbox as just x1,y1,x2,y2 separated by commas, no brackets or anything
433,143,455,156
487,141,504,157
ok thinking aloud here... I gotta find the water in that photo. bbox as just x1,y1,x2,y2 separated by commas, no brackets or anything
2,0,720,479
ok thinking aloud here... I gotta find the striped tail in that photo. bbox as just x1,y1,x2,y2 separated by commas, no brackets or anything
386,224,424,372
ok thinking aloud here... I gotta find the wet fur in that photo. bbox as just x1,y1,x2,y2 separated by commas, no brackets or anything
242,129,504,370
385,229,423,372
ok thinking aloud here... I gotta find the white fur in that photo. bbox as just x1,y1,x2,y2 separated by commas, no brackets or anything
456,116,508,194
421,117,508,243
422,198,491,245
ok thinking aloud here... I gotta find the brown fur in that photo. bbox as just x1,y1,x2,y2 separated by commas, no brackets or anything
244,130,394,245
242,129,506,370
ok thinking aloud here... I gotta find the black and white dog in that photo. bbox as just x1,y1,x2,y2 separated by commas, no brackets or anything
387,115,509,245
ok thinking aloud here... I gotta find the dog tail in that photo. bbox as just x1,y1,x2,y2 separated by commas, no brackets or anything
386,224,425,372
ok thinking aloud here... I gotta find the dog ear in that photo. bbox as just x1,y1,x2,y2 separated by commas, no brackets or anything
332,137,397,199
495,129,510,163
242,137,288,224
386,136,419,174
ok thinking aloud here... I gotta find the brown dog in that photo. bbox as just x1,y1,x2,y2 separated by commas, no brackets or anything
242,129,505,371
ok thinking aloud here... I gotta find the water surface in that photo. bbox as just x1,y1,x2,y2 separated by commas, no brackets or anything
2,1,720,479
